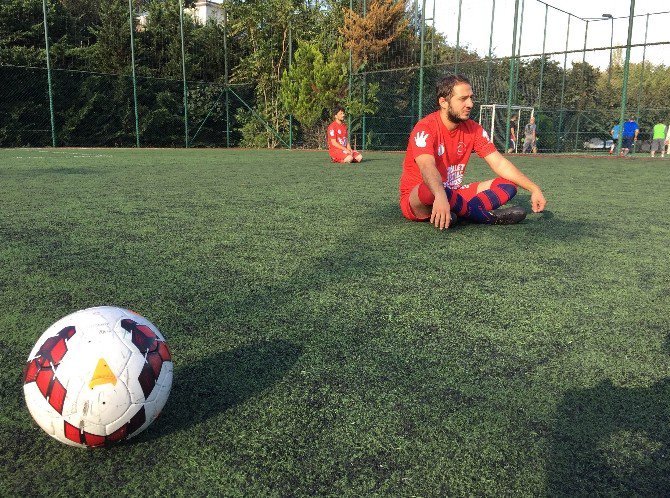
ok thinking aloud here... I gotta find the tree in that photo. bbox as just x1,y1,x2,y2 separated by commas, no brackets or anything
279,41,347,129
340,0,408,70
87,0,132,74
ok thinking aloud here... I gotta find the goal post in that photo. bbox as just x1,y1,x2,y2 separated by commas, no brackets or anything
478,105,535,153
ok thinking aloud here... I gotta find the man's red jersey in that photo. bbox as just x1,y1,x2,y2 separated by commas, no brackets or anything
399,112,497,198
327,120,349,160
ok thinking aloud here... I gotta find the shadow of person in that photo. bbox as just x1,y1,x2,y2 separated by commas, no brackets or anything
548,351,670,494
137,338,301,441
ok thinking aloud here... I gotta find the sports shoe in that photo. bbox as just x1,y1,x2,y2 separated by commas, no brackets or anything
450,211,458,226
489,206,527,225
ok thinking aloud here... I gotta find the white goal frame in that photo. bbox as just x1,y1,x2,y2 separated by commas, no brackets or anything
478,104,535,153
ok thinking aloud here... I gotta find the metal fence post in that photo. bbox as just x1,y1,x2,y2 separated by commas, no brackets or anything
362,0,366,151
557,14,571,152
42,0,56,147
128,0,140,148
484,0,496,104
418,0,426,119
617,0,637,155
513,0,525,104
223,6,230,148
574,19,589,151
179,0,189,148
505,0,520,153
635,13,649,122
347,0,353,133
537,4,548,114
454,0,462,73
288,16,293,149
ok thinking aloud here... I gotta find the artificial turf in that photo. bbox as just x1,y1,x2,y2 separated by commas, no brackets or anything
0,148,669,495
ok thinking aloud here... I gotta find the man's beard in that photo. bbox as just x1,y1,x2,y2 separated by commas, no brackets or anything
447,105,469,123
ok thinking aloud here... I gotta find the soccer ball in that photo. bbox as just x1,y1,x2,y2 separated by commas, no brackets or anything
23,306,173,447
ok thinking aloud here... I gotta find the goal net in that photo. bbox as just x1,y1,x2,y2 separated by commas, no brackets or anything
478,105,535,153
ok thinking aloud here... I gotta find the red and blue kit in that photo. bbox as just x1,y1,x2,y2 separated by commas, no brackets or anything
399,112,497,220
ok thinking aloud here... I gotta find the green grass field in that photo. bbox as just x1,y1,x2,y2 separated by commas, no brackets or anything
1,148,669,495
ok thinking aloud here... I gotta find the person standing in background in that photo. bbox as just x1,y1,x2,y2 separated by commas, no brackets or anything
621,118,639,156
650,122,667,157
610,123,621,155
523,116,537,154
508,115,518,154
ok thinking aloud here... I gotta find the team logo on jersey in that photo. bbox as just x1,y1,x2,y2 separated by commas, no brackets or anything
446,164,466,188
437,143,445,156
329,129,334,136
482,129,491,142
456,142,465,156
337,129,342,134
414,131,429,147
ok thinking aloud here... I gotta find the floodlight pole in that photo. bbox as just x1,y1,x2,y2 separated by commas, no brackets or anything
616,1,636,155
128,0,140,148
602,13,614,86
42,0,56,147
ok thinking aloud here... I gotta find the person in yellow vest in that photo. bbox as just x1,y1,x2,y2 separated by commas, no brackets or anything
651,122,667,157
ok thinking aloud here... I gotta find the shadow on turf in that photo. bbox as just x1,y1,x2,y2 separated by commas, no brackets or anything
139,338,302,440
547,336,670,494
377,196,592,238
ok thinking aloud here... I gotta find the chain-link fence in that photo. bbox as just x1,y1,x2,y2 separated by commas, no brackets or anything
2,0,670,153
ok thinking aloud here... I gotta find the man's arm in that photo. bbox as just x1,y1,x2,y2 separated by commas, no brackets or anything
415,153,451,229
484,151,546,213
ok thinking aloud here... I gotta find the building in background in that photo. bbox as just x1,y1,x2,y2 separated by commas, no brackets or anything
138,0,223,29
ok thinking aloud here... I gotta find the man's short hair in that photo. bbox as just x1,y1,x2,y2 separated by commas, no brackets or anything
436,74,471,106
333,105,345,116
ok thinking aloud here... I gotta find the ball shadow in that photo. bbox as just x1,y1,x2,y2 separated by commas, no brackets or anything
138,338,302,441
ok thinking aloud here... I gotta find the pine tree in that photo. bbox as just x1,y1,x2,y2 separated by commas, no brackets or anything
340,0,408,70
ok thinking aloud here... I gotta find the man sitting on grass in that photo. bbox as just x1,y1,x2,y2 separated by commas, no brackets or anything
399,74,546,230
327,106,362,164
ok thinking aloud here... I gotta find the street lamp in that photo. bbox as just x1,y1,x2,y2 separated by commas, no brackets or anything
602,13,614,85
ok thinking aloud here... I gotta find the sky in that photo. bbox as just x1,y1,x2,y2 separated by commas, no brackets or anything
431,0,670,70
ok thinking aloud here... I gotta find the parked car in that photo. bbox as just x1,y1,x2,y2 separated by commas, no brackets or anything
583,137,605,149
